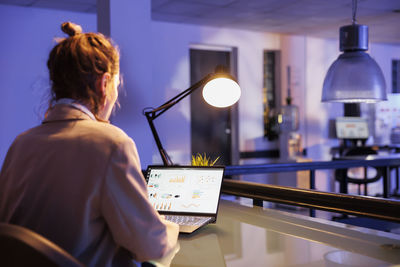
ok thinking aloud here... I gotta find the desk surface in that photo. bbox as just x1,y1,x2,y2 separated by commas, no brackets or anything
172,198,400,267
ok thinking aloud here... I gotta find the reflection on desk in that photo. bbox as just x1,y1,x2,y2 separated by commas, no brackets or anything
172,199,400,267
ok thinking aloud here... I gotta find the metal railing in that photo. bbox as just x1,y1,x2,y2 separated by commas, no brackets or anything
221,157,400,222
221,179,400,223
225,157,400,197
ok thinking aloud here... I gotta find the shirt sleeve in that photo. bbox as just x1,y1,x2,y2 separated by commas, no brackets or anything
100,137,179,262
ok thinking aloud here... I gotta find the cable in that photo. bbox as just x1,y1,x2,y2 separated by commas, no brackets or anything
352,0,358,24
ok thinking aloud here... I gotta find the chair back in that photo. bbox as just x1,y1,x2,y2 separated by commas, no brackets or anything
336,147,383,184
335,147,384,195
0,223,85,267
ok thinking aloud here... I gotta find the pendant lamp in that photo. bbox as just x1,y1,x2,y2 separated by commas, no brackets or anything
321,0,387,103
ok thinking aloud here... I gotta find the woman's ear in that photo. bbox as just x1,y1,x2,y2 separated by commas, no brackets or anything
99,72,112,99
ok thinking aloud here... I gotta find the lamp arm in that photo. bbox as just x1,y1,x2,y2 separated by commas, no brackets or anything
149,74,213,119
144,73,213,165
145,112,171,165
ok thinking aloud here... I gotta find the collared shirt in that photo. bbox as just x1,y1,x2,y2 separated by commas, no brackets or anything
55,98,96,121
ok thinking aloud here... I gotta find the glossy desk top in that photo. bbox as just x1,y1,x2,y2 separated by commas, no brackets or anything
171,199,400,267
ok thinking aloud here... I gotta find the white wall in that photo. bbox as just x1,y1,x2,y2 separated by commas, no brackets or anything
304,37,343,161
304,37,342,192
0,4,96,165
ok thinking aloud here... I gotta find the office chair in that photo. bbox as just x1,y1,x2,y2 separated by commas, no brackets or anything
335,147,383,196
0,223,85,267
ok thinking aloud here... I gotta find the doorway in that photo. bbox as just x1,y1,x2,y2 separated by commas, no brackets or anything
189,47,238,166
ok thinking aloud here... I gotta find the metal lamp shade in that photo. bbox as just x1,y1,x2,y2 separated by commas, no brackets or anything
321,51,387,103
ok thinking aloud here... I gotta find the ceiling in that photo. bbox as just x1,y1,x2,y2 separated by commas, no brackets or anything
2,0,400,45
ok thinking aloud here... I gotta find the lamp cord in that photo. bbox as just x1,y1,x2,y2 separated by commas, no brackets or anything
352,0,358,24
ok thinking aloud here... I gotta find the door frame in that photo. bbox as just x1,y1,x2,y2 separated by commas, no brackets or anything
189,44,239,165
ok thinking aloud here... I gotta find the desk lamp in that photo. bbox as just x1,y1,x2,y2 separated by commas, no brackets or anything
144,66,241,165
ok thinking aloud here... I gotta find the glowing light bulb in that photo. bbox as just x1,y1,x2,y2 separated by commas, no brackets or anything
202,77,241,108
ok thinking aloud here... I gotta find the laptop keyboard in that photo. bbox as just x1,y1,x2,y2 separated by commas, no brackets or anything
165,215,211,226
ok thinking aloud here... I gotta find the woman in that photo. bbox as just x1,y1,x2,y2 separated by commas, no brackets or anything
0,22,179,266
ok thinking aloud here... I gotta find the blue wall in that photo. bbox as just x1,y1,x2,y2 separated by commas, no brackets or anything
0,5,96,165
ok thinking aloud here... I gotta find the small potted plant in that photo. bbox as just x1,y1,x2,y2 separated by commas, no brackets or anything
191,153,220,166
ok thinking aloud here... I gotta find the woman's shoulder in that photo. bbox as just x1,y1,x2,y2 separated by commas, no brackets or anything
13,119,135,152
84,120,132,143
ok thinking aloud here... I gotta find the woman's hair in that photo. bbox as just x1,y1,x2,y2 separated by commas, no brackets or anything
47,22,120,117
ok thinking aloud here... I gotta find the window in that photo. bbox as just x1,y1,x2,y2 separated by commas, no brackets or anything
392,59,400,93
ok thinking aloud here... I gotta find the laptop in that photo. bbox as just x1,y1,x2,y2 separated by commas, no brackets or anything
145,165,225,234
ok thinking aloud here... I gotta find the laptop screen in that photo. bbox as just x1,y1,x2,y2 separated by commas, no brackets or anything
145,166,224,214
